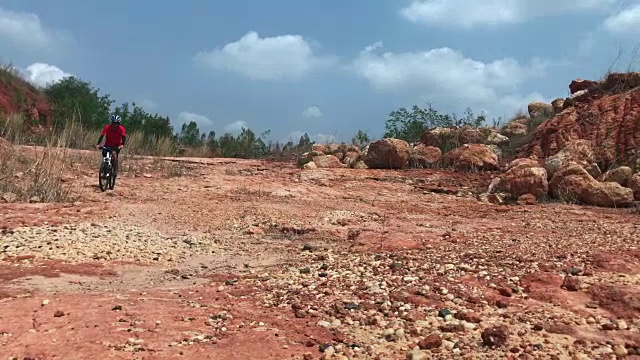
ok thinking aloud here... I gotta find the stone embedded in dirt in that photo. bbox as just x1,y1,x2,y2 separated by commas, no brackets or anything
112,305,122,311
439,323,465,333
549,162,635,207
481,325,509,347
418,333,442,349
498,287,513,297
516,193,537,205
302,244,315,252
562,275,580,291
600,166,633,186
496,299,509,308
406,349,429,360
53,310,65,317
302,161,317,170
455,311,482,324
442,144,499,171
312,155,342,169
363,138,411,169
437,308,451,318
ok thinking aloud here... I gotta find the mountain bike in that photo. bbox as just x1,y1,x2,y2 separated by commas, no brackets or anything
98,146,117,191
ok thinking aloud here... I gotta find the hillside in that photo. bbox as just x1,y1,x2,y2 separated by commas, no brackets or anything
0,66,52,128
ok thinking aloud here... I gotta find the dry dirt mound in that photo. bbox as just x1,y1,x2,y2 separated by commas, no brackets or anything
0,68,52,127
518,73,640,170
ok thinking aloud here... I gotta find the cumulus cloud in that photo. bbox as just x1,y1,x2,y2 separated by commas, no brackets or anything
0,6,72,50
353,42,549,117
302,106,322,118
21,62,71,87
603,4,640,36
136,99,158,111
194,31,338,80
224,120,248,133
178,111,213,129
400,0,617,28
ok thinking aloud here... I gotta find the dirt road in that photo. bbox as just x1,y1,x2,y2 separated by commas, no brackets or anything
1,154,639,359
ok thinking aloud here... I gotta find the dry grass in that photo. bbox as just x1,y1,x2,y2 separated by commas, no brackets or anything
0,131,76,203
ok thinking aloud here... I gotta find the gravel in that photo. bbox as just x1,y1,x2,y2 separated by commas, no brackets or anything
0,222,220,263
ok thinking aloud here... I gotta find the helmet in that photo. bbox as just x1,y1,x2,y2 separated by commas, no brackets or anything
111,115,121,123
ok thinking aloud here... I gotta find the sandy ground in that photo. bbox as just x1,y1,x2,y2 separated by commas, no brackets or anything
1,151,640,359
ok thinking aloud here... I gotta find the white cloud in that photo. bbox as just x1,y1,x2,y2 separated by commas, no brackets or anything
21,62,71,87
603,4,640,36
400,0,617,29
224,120,248,133
353,42,550,118
302,106,323,118
0,7,72,50
284,131,336,144
178,111,213,129
194,31,337,80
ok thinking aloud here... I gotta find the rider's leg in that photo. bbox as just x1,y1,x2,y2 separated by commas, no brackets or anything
112,150,119,175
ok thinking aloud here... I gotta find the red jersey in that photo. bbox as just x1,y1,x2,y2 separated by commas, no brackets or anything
101,124,126,147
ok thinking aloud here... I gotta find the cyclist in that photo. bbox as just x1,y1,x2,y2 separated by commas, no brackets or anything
95,115,126,176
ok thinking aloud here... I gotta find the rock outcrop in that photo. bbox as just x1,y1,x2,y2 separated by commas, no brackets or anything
363,138,410,169
519,73,640,170
549,163,634,207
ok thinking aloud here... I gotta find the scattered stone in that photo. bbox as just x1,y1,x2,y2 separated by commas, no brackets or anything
481,325,509,347
418,333,442,350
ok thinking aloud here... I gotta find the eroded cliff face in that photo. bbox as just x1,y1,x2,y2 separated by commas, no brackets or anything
519,73,640,170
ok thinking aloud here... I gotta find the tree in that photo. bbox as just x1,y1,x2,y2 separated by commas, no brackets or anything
178,121,201,147
44,76,114,129
383,103,487,142
352,129,370,148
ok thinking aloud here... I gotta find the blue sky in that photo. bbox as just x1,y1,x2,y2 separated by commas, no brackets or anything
1,0,639,143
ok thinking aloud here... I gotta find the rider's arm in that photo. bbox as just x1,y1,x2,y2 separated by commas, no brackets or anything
96,126,107,146
120,126,127,146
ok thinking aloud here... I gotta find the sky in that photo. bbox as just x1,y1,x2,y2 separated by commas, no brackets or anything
1,0,639,144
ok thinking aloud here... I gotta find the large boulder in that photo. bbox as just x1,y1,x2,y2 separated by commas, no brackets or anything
528,102,554,120
549,163,634,207
442,144,499,171
485,131,510,146
569,79,599,94
342,151,361,168
507,157,541,171
551,98,565,114
600,166,633,187
312,155,342,168
630,173,640,201
500,117,529,138
363,138,410,169
421,126,484,151
499,165,548,199
543,140,599,179
410,144,442,168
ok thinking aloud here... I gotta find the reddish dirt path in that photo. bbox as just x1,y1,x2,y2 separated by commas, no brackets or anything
2,151,640,359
